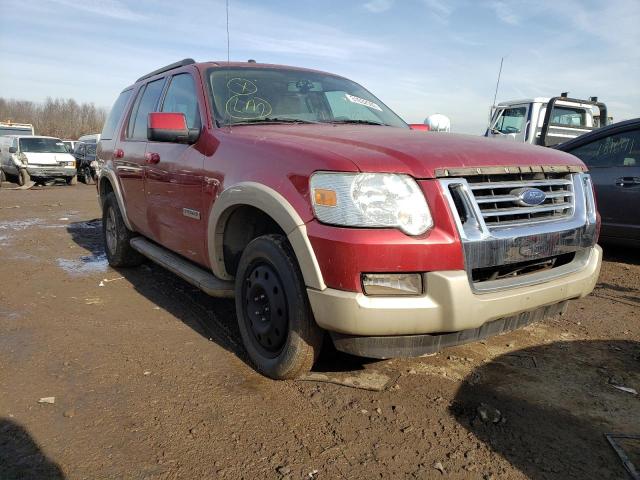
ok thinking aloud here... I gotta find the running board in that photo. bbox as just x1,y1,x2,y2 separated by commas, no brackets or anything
130,237,234,298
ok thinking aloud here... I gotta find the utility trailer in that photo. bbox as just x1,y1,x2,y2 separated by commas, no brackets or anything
485,94,607,147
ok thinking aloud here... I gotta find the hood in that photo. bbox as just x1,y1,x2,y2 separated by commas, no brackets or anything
227,124,584,178
23,152,74,165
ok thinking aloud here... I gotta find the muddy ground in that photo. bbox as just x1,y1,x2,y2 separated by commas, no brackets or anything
0,183,638,480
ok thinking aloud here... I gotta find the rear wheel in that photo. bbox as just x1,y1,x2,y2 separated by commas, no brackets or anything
102,192,144,267
17,169,30,186
235,234,323,379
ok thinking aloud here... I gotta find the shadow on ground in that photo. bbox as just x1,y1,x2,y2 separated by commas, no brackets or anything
65,220,372,375
451,340,640,480
601,242,640,265
0,418,64,480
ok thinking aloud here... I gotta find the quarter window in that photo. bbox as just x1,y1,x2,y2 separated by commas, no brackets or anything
128,79,165,140
161,74,201,130
101,89,133,140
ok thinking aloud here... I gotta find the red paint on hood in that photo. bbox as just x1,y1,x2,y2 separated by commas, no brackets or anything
224,124,584,178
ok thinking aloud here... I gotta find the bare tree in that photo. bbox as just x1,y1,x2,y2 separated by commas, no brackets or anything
0,97,108,139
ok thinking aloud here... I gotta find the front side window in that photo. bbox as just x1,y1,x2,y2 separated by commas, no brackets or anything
492,107,526,134
207,68,407,128
162,74,201,130
19,137,68,153
569,129,640,168
102,89,133,140
128,78,165,140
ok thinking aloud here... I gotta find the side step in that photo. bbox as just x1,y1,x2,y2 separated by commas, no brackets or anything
130,237,235,298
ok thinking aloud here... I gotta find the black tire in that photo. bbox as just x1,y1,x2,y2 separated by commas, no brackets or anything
66,175,78,185
102,192,144,267
18,169,30,186
235,234,323,379
0,168,5,186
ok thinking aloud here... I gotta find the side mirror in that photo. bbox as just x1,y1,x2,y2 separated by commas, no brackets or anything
147,112,200,144
409,124,430,131
8,146,17,154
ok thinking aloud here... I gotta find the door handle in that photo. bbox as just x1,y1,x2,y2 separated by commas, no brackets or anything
144,152,161,164
113,149,124,159
615,177,640,187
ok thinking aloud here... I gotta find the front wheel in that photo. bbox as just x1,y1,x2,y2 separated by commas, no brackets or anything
18,169,30,186
66,175,77,185
235,234,323,379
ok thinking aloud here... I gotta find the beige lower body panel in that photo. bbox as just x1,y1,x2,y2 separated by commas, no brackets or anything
308,245,602,336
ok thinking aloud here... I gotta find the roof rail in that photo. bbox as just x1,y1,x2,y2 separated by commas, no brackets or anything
136,58,196,82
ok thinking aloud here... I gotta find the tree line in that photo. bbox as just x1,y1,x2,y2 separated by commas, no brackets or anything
0,97,107,140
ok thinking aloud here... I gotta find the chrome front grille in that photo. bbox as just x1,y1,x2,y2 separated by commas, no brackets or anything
465,173,575,229
438,169,598,292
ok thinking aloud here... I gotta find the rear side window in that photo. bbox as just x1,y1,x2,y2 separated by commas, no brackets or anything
569,129,640,168
161,74,201,130
101,89,133,140
128,79,165,140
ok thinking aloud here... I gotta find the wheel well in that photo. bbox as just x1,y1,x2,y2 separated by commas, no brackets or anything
223,206,285,276
99,177,114,207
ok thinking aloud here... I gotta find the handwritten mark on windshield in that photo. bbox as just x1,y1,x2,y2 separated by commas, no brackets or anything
225,78,272,120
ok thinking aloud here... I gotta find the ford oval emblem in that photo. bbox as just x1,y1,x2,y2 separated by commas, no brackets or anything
511,187,547,206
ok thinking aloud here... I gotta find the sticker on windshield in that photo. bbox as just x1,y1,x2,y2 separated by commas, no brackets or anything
345,93,382,112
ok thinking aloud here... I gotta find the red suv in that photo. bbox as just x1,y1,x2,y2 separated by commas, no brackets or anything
97,59,602,379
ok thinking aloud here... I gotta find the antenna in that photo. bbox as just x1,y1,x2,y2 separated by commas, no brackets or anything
226,0,230,63
488,56,504,127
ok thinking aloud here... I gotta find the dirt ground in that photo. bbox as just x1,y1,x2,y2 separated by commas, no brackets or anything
0,183,638,480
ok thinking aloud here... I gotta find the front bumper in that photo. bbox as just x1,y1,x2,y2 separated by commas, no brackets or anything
308,245,601,338
26,166,76,178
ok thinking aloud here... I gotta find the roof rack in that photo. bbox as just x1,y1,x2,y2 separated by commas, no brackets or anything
136,58,196,82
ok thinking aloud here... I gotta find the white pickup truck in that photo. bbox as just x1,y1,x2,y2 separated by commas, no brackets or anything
486,94,608,147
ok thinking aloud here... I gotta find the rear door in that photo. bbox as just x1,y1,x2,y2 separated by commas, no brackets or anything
116,78,166,236
567,127,640,242
145,72,207,264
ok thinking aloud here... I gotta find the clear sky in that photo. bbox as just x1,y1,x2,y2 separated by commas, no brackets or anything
1,0,638,134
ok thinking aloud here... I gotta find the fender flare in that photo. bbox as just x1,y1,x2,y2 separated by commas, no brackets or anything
97,167,135,231
207,182,326,290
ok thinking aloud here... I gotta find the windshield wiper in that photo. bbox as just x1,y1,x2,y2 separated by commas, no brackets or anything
229,117,320,125
325,119,388,126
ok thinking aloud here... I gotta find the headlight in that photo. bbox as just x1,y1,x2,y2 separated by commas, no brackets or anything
17,153,28,165
67,161,75,167
310,172,433,235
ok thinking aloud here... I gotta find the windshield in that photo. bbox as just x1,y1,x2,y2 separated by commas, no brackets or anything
86,144,96,155
19,137,68,153
208,67,408,128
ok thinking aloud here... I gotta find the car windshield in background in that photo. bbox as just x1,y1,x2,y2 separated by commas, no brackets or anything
19,137,68,153
86,144,97,155
208,68,408,128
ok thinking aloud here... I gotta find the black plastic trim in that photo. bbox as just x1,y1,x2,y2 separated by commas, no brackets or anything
330,301,568,359
136,58,196,83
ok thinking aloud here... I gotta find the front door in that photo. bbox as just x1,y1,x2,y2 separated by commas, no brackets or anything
487,104,530,143
568,127,640,242
144,72,207,265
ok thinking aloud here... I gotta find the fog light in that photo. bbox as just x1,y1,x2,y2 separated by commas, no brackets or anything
361,273,423,296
